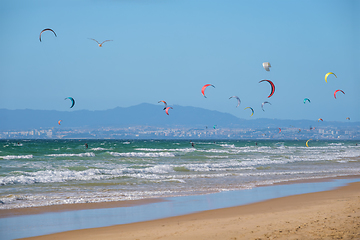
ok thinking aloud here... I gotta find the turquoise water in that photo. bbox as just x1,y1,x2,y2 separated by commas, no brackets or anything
1,139,359,209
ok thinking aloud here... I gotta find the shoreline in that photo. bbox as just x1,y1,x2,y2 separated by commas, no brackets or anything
0,198,167,219
1,176,359,240
1,174,360,219
22,180,360,240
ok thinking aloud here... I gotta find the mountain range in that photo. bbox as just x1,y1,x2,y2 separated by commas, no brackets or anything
0,103,358,130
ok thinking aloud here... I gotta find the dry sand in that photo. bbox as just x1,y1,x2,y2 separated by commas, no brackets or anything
20,181,360,240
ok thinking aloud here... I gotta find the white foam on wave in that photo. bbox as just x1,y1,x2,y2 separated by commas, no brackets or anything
329,143,343,146
109,151,176,157
220,144,235,148
135,148,195,153
0,164,176,185
90,147,108,151
1,155,33,160
105,165,174,176
198,149,231,154
0,168,105,185
46,152,95,157
0,188,178,210
205,155,229,159
183,160,266,172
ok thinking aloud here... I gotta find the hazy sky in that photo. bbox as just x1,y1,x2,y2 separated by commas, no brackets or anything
0,0,359,122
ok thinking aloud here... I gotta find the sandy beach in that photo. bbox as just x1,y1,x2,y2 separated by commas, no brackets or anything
18,181,360,240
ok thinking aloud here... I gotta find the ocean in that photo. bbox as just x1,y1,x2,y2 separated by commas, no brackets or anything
1,139,359,210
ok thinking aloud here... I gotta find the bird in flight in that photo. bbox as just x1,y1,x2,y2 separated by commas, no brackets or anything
88,38,113,47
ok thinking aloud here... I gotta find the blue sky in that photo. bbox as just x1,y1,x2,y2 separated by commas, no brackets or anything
0,0,359,122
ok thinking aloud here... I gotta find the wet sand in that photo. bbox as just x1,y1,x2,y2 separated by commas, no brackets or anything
20,181,360,240
0,198,166,219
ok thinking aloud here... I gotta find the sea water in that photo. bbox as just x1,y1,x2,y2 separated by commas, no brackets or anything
0,139,359,210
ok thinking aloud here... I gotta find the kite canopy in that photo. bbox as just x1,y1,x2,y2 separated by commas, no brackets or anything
39,28,57,42
244,107,254,117
318,118,323,122
259,80,275,98
304,98,311,104
65,97,75,108
306,139,312,147
201,84,215,98
229,96,241,107
261,101,271,111
262,62,271,71
325,72,337,83
58,120,62,125
158,100,167,110
165,107,173,115
334,89,345,99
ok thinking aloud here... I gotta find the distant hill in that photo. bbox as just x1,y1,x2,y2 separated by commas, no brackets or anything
0,103,358,130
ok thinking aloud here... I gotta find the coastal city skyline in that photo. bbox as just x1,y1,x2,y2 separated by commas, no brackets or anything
1,0,359,122
2,125,360,140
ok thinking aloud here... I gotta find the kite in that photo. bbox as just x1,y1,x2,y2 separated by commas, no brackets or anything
346,117,350,120
334,90,345,99
58,120,62,125
165,107,173,115
201,84,215,98
278,128,281,133
318,118,323,122
306,139,312,147
304,98,310,104
39,28,57,42
259,80,275,98
261,101,271,111
262,62,271,71
88,38,113,47
325,72,337,83
229,96,241,107
65,97,75,108
158,100,167,110
244,107,254,117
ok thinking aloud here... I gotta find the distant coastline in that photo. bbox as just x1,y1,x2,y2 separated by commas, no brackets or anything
1,104,359,139
1,127,360,140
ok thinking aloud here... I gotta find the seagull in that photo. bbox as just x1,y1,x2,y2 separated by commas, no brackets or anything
88,38,113,47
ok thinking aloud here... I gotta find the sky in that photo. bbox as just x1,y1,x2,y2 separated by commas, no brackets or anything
0,0,359,122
